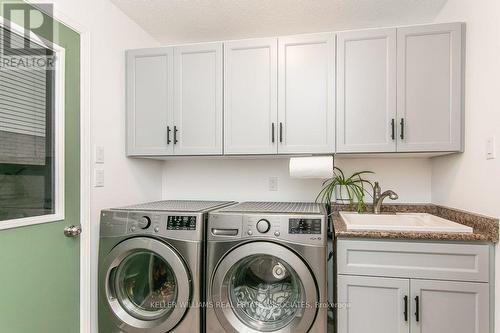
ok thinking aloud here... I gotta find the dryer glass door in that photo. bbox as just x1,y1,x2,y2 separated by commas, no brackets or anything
104,237,191,332
114,250,178,320
212,242,318,332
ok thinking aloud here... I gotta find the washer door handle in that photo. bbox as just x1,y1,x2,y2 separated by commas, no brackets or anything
211,228,238,236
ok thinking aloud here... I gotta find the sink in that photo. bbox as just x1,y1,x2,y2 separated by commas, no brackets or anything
340,212,473,233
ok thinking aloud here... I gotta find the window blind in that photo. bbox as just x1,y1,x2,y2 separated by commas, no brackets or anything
0,26,48,137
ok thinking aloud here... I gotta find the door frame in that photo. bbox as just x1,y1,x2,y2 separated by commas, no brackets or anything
27,3,92,332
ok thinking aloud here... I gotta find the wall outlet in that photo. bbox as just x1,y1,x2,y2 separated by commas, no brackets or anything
94,145,104,164
94,169,105,187
486,137,496,160
268,177,279,191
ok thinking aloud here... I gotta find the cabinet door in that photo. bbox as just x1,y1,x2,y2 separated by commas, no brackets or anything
126,48,174,155
411,279,489,333
277,34,335,154
397,23,464,152
224,38,278,154
173,43,223,155
337,28,397,153
338,275,410,333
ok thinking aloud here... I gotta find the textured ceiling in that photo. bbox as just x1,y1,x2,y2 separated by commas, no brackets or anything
111,0,448,44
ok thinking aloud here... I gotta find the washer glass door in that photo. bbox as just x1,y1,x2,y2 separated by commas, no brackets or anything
230,254,303,331
114,250,178,320
212,242,318,333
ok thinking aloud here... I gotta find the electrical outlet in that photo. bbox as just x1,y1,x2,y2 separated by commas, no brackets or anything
486,137,496,160
94,169,104,187
268,177,278,191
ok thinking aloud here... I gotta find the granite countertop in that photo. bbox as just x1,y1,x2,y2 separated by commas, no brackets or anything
331,203,499,242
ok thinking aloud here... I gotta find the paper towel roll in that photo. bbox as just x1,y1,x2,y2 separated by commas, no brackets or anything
289,156,334,179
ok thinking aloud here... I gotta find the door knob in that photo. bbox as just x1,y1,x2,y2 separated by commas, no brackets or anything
64,225,82,237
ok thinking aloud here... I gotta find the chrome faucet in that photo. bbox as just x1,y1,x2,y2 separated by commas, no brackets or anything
373,182,399,214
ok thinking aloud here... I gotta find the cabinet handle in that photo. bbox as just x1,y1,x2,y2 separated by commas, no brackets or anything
400,118,405,140
174,126,178,144
167,126,171,144
415,296,420,322
279,122,283,143
403,296,408,322
391,119,395,140
272,123,275,143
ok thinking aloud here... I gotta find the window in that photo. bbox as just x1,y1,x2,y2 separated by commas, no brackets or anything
0,22,64,228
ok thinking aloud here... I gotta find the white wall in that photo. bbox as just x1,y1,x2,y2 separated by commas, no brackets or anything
162,157,432,203
34,0,163,332
431,0,500,331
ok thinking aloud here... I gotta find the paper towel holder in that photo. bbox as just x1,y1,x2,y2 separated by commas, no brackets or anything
289,155,335,179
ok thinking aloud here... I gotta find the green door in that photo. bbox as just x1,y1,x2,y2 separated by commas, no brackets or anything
0,3,81,333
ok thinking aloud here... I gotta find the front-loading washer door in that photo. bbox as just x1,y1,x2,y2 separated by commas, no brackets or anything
212,242,318,333
103,237,191,333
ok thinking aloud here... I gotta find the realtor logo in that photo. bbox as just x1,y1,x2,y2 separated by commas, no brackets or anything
1,3,56,70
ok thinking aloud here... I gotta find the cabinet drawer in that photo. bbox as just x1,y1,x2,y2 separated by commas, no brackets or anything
337,239,489,282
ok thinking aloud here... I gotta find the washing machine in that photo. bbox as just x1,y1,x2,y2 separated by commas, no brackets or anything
98,200,235,333
206,202,328,333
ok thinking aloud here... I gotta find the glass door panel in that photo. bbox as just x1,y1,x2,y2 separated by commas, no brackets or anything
114,250,179,320
229,254,304,331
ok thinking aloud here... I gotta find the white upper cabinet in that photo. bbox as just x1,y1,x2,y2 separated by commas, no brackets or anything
224,38,278,155
337,28,397,153
173,43,223,155
277,34,335,154
127,48,174,155
126,22,465,157
397,23,464,152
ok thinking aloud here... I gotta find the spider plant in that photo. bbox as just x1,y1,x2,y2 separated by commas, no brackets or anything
316,167,374,213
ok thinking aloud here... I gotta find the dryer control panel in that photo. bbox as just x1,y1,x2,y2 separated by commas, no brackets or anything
167,216,197,230
100,210,205,242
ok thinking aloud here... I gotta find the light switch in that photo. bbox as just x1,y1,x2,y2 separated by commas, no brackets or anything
95,145,104,164
486,137,496,160
94,169,104,187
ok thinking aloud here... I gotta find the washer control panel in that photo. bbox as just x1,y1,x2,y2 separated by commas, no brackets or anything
238,214,326,246
289,218,322,234
244,216,280,239
167,216,197,231
207,213,326,245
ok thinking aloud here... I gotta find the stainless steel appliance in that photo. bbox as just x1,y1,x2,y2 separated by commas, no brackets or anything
98,200,234,333
206,202,328,333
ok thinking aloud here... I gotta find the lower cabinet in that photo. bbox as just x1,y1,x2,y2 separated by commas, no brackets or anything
338,275,409,333
338,275,489,333
337,239,491,333
410,279,489,333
